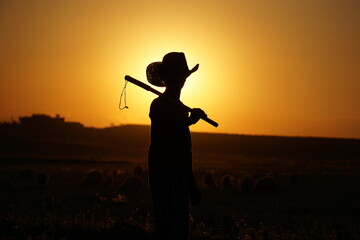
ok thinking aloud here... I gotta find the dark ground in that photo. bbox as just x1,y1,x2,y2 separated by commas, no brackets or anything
0,156,359,240
1,123,359,239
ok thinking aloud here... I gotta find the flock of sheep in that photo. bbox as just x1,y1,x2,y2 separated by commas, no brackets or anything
1,165,303,196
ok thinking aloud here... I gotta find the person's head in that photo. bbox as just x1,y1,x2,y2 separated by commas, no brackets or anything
146,52,199,89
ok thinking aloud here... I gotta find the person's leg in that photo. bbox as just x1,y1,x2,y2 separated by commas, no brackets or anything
171,174,190,240
149,173,172,240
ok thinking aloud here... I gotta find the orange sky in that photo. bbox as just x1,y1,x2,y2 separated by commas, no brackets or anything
0,0,359,139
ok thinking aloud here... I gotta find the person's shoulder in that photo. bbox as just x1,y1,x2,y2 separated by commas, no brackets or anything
150,96,165,112
151,96,160,106
151,95,168,107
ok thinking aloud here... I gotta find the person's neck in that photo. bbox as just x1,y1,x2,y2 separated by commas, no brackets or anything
163,87,181,100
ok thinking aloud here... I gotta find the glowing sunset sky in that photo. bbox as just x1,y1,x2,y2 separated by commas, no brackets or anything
0,0,359,138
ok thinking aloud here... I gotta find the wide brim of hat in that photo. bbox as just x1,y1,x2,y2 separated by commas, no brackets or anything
146,62,199,87
146,62,165,87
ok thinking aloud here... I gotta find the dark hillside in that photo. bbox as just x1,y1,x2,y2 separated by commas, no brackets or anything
192,132,360,159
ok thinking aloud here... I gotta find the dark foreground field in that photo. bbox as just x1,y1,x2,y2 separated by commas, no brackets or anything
1,155,359,240
1,122,359,239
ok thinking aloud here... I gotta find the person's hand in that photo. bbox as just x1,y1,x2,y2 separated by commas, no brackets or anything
188,108,207,125
190,188,202,206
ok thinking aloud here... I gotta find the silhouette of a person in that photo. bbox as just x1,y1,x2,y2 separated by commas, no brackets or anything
146,52,205,240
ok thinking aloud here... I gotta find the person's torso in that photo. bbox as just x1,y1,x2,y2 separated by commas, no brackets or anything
148,96,192,173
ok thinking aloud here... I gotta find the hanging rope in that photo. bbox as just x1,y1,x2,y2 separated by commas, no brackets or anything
119,80,129,110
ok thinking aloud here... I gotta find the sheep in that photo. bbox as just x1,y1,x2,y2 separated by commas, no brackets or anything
120,176,143,193
203,172,217,188
240,174,255,193
103,174,113,189
221,174,234,190
35,172,49,188
116,169,125,176
82,170,103,186
272,172,290,189
255,174,277,192
112,170,125,185
133,165,143,177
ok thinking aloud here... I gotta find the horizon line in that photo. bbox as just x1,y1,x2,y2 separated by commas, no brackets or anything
1,113,359,141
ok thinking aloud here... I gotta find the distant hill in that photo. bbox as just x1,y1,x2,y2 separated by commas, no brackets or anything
192,132,360,159
1,114,359,163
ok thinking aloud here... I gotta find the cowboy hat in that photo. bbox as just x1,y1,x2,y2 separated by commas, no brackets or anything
146,52,199,87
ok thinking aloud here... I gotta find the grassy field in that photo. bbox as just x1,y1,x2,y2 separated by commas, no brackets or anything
1,154,359,240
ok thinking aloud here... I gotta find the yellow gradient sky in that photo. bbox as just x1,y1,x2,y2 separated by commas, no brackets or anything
1,0,359,138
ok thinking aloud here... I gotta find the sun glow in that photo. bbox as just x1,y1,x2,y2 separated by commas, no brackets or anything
1,0,359,138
